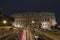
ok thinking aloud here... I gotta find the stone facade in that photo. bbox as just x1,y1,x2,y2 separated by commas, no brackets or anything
10,12,57,29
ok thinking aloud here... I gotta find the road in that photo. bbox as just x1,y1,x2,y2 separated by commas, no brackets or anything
35,29,60,40
18,29,34,40
0,28,21,40
0,27,60,40
18,28,54,40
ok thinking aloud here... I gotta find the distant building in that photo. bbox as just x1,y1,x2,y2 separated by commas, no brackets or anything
10,12,57,29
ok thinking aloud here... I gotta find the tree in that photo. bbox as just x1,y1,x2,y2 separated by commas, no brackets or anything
6,17,15,23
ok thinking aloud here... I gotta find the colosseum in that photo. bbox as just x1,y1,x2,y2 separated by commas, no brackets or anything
10,12,57,30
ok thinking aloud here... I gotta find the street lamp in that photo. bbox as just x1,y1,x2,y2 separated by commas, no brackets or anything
3,20,7,24
31,20,35,28
32,20,35,24
2,20,7,30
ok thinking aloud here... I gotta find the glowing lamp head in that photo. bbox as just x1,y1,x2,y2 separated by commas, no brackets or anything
32,20,35,24
3,20,7,24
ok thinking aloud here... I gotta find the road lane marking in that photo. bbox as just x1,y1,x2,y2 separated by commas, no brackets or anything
29,30,34,40
5,33,14,40
35,29,60,40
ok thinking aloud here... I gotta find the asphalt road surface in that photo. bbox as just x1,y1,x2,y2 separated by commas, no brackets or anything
0,28,60,40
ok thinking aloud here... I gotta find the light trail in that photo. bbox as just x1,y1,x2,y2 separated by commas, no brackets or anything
20,30,27,40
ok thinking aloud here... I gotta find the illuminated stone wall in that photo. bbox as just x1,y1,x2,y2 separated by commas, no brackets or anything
10,12,57,28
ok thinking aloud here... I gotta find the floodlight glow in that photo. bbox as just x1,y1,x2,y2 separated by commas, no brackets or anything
13,22,23,28
41,22,51,29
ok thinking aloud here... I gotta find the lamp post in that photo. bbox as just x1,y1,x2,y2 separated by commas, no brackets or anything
31,20,35,29
3,20,7,29
2,20,7,34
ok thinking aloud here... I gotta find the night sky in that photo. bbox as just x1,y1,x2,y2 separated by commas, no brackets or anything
0,0,60,24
